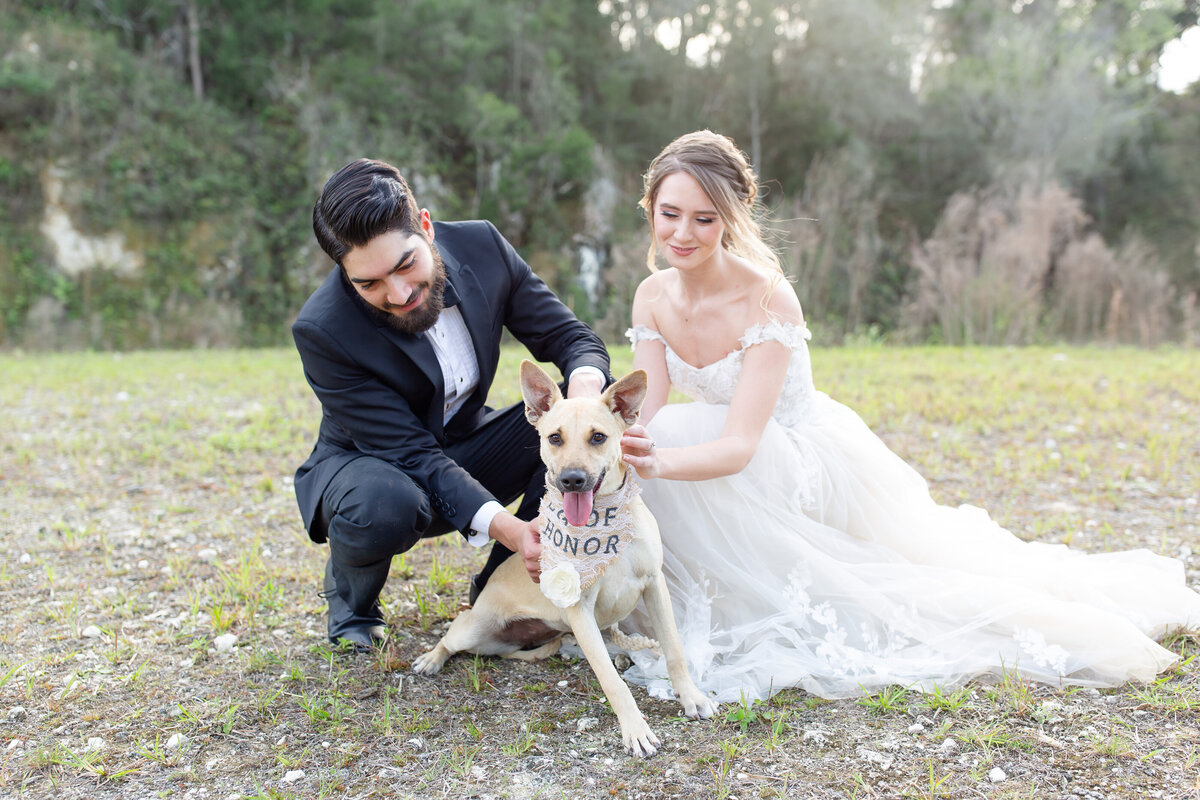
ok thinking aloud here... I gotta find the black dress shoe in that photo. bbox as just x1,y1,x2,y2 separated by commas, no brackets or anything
332,623,387,653
321,558,387,652
468,572,486,606
468,541,517,605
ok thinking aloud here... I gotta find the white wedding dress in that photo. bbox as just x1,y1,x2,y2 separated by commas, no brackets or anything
622,322,1200,702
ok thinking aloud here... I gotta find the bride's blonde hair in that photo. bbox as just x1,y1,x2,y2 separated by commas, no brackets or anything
638,130,782,277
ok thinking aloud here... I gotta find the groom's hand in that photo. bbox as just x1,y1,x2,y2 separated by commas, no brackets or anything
566,368,604,398
489,512,542,583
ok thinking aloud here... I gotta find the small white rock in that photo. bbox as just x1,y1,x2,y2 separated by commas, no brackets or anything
214,633,238,652
940,737,958,752
81,625,103,638
989,767,1007,782
282,769,305,783
802,729,828,745
557,680,569,688
576,717,598,733
137,559,149,569
8,707,28,721
166,733,188,750
19,553,31,564
908,723,924,734
86,737,105,751
197,548,218,561
855,747,894,770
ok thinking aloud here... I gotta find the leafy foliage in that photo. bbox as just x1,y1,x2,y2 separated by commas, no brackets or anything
2,0,1199,347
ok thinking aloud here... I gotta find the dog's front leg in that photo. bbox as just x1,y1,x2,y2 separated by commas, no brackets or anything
642,573,719,720
565,603,660,758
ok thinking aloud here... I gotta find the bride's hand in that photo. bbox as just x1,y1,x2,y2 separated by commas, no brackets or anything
621,424,662,479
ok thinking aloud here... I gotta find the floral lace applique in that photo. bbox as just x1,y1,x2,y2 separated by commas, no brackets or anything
627,323,817,427
1014,628,1070,676
739,320,812,350
626,325,666,349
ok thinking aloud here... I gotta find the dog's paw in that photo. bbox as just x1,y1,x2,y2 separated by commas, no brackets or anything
411,649,446,675
678,689,719,720
621,720,660,758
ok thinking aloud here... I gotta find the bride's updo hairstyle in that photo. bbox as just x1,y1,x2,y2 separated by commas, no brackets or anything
638,130,782,275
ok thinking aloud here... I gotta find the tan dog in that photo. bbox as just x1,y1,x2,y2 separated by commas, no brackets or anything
412,361,717,756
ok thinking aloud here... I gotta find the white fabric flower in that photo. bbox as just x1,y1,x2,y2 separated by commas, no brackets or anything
541,563,582,608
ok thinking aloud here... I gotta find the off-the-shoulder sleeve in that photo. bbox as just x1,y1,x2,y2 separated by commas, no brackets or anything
626,325,667,350
739,320,812,350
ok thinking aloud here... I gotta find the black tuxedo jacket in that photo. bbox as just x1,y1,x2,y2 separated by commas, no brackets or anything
292,219,611,543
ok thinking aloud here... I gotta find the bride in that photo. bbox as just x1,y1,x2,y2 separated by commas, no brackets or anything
617,129,1200,702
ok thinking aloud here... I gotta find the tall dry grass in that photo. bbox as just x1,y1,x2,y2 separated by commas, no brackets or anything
783,149,883,335
904,178,1183,345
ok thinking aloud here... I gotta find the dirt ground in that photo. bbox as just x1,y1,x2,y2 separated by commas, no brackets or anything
1,346,1198,799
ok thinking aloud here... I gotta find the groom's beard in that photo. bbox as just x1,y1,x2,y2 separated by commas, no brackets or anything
358,245,448,336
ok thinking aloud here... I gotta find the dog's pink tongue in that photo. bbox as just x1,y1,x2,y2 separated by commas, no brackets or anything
563,491,593,527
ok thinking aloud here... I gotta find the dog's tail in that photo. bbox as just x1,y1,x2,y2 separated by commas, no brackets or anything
608,625,662,658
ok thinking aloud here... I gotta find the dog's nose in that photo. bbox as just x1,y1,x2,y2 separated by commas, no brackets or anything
557,469,590,493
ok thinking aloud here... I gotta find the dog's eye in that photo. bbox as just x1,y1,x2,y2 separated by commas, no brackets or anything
548,432,563,446
590,432,607,445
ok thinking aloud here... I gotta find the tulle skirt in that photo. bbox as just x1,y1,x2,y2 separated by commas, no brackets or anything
623,394,1200,702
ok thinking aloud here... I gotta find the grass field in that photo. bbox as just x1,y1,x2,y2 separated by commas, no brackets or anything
1,344,1198,799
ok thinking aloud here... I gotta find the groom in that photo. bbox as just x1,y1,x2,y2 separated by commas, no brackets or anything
293,158,612,651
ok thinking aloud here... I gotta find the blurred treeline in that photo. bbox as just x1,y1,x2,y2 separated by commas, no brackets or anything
1,0,1198,349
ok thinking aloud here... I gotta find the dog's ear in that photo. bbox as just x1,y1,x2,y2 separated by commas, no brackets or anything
603,369,647,427
520,359,562,425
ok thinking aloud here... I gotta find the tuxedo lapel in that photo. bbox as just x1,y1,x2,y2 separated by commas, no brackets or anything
377,321,445,438
443,256,495,408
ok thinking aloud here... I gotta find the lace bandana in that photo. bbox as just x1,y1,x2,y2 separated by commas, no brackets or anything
538,474,641,595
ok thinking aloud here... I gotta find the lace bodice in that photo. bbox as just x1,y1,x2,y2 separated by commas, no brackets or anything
626,321,816,427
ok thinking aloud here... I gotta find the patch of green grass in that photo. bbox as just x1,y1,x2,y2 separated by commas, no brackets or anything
966,724,1036,753
1127,674,1198,713
723,691,763,732
296,690,355,730
500,724,538,756
426,553,458,595
707,737,744,800
858,684,912,715
919,684,973,714
461,654,493,693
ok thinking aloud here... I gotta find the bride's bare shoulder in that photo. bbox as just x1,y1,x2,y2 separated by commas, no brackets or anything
633,269,681,308
746,269,804,327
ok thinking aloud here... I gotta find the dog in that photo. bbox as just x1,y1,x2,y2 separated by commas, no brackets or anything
412,360,717,756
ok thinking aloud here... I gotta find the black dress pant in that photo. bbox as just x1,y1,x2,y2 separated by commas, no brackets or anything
317,399,545,618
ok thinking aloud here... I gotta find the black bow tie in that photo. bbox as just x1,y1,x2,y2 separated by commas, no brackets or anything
442,279,461,309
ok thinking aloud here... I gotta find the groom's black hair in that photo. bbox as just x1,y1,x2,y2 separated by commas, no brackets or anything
313,158,422,267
